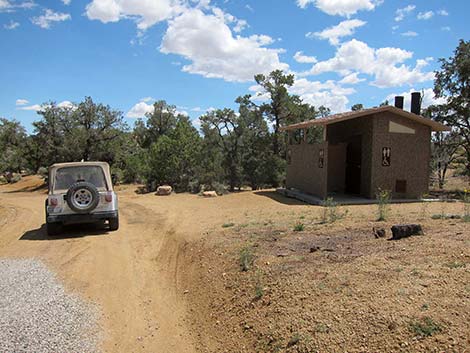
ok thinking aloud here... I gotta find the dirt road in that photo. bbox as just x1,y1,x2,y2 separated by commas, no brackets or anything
0,177,308,352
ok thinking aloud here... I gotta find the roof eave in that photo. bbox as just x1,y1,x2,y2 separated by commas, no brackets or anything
280,106,450,132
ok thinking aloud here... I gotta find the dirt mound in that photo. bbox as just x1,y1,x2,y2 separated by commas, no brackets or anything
0,175,46,193
183,219,470,352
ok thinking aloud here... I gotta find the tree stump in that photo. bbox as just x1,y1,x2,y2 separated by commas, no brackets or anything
390,224,424,240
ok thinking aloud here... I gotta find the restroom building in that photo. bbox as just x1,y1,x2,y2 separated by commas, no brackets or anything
281,93,450,200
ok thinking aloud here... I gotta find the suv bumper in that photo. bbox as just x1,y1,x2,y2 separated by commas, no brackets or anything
47,210,118,225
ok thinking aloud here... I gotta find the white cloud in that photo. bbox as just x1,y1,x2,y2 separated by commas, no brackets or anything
140,96,154,103
16,100,75,111
401,31,418,37
291,78,356,112
17,1,35,9
0,0,10,9
305,39,434,88
0,0,35,12
417,11,434,20
437,9,448,16
441,26,450,32
17,104,42,111
176,109,188,116
4,20,19,29
308,18,366,45
160,8,287,82
127,99,189,118
293,51,317,64
57,100,74,109
386,88,446,111
15,99,29,106
297,0,381,17
250,76,355,112
62,0,71,5
31,9,71,28
339,72,364,84
85,0,184,30
394,5,415,22
126,101,154,118
212,7,247,33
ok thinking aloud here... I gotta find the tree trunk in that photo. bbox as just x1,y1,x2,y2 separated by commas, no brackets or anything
272,117,280,156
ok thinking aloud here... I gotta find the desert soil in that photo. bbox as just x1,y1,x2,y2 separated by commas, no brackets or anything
0,176,469,352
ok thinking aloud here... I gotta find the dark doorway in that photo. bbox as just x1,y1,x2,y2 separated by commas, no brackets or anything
345,135,362,194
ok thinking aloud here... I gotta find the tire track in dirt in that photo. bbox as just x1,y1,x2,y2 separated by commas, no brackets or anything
0,184,197,353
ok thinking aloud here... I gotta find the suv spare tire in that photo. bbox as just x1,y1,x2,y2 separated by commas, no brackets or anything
66,182,100,214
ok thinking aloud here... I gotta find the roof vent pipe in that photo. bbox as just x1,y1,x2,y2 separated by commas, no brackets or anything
411,92,421,115
394,96,404,109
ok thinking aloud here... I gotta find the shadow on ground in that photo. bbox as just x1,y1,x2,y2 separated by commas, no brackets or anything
20,223,110,241
254,190,307,206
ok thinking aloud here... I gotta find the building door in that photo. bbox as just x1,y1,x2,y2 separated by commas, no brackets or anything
345,136,362,194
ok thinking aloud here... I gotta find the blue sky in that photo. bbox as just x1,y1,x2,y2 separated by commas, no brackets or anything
1,0,469,132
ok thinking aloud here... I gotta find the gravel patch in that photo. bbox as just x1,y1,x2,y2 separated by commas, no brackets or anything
0,258,100,353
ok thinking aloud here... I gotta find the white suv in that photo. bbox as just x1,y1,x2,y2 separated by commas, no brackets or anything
45,162,119,236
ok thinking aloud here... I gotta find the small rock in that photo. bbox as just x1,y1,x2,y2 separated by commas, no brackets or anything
156,185,172,196
201,191,218,197
309,246,320,253
373,227,386,238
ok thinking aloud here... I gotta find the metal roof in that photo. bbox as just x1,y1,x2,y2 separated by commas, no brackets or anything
280,105,450,132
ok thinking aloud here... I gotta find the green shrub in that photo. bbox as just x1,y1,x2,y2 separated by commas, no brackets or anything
222,222,235,228
10,174,21,183
37,167,48,178
188,180,201,194
293,223,305,232
239,245,254,272
287,333,301,347
410,317,441,337
376,188,391,221
212,182,227,195
445,261,466,269
321,197,346,223
254,271,264,299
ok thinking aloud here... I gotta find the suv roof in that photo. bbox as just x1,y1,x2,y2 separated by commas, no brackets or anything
49,161,109,169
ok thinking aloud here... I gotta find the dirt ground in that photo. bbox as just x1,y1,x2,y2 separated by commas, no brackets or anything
0,176,469,352
183,199,470,352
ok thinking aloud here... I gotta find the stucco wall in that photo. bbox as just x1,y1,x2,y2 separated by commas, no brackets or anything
286,141,328,198
370,112,431,199
326,117,374,198
286,112,431,200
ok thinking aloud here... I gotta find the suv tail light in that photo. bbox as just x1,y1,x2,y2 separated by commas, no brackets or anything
105,193,113,202
49,197,58,206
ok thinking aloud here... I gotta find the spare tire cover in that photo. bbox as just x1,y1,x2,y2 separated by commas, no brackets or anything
66,182,100,213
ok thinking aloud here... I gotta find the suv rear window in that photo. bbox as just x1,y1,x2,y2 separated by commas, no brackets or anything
54,166,108,192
